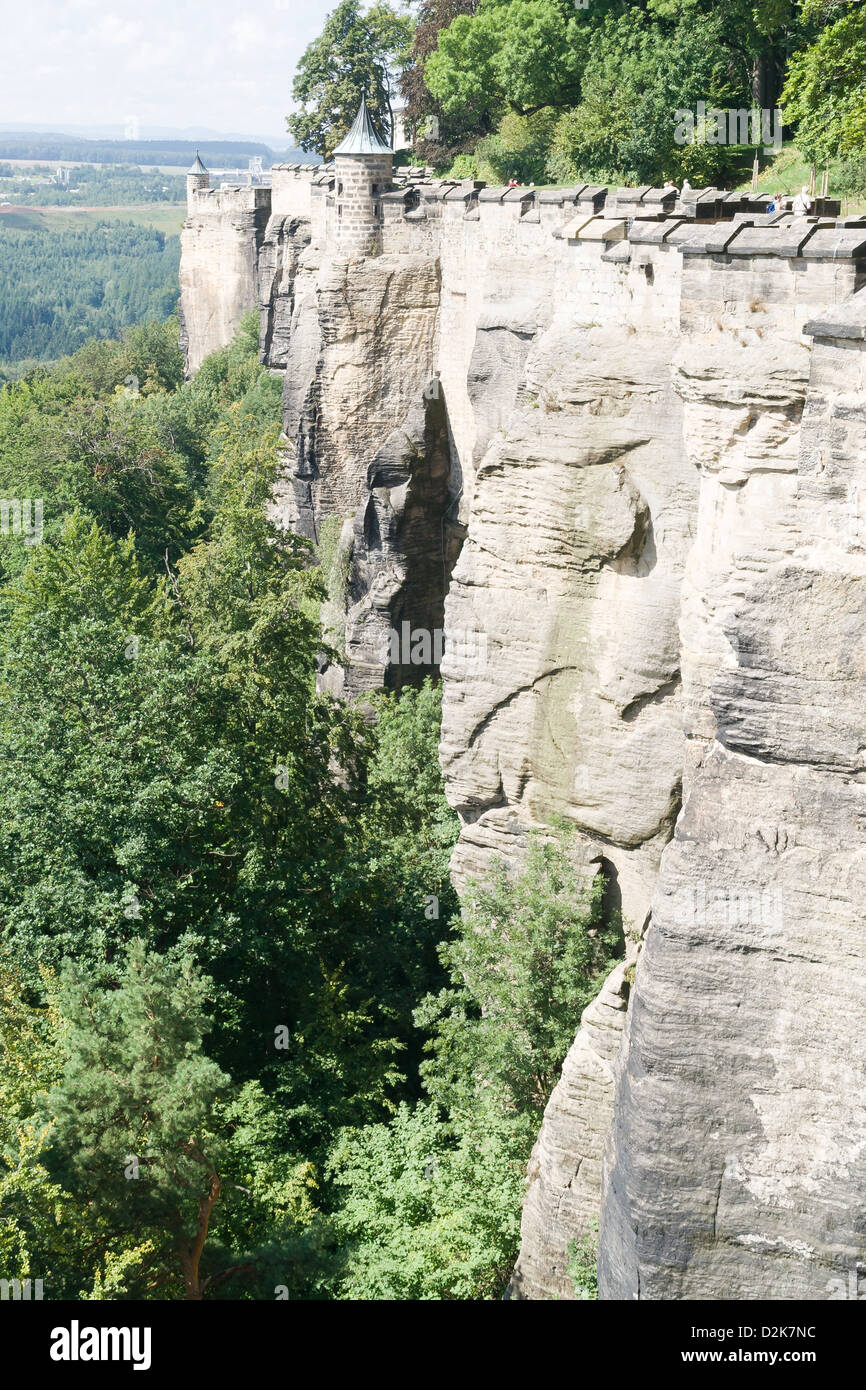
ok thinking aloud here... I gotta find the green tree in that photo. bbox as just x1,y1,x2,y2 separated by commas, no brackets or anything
417,830,623,1119
325,827,622,1300
546,10,740,185
49,941,233,1299
399,0,494,167
0,962,75,1293
327,1100,527,1299
425,0,590,120
288,0,415,157
781,1,866,164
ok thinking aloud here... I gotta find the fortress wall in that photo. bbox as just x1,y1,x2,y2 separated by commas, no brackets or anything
180,190,270,373
188,185,271,216
673,238,864,771
270,167,314,219
310,184,331,246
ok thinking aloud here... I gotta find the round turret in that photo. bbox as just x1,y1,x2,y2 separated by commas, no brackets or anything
332,96,393,253
186,151,210,208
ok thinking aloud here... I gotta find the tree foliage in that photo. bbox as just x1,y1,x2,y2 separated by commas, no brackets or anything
289,0,415,157
0,308,621,1301
0,221,179,372
781,1,866,163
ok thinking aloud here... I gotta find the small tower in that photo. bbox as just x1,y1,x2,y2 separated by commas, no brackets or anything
186,150,209,209
332,95,393,253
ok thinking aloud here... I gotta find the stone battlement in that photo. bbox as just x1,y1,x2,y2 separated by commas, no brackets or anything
180,149,855,378
186,184,272,216
187,159,843,255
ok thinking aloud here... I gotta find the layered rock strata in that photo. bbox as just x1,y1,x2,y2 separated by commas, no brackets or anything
179,174,866,1299
600,280,866,1302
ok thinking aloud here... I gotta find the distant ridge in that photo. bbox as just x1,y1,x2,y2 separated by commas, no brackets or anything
0,133,319,167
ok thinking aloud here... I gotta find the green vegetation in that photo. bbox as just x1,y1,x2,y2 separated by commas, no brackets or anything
316,514,352,658
0,220,179,376
327,832,622,1299
289,0,415,158
0,163,185,207
781,0,866,168
567,1221,599,1300
0,315,621,1298
294,0,865,187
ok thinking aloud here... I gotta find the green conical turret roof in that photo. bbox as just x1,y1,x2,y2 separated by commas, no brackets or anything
188,150,208,174
333,95,392,157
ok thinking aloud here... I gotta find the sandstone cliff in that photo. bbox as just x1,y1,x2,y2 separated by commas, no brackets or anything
599,279,866,1302
179,173,866,1300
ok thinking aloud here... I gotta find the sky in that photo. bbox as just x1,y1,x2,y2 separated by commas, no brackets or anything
0,0,341,143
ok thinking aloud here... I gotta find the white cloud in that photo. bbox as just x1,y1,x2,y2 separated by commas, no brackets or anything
94,14,143,47
230,15,269,53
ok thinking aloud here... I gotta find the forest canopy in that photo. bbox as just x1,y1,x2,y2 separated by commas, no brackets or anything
290,0,866,187
0,316,622,1299
0,220,180,376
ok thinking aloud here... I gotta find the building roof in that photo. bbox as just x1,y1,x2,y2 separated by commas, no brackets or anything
188,151,208,175
333,95,392,157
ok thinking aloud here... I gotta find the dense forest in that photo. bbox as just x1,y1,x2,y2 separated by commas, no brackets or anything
0,316,621,1299
0,222,179,377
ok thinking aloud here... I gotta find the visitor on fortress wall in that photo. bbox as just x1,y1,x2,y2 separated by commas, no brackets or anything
768,191,784,212
680,179,692,196
663,179,678,195
792,185,813,216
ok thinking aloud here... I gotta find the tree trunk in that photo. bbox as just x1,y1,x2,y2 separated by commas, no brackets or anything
178,1170,221,1300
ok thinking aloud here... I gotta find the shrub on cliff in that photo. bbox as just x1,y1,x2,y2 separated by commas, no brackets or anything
324,826,622,1299
417,829,623,1118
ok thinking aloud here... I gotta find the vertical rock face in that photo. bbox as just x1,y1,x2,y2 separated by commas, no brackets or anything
180,175,866,1300
444,247,698,1300
508,961,632,1300
179,189,271,373
257,214,311,370
441,311,696,914
279,250,457,695
599,282,866,1301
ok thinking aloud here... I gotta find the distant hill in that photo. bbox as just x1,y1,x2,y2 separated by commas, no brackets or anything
0,133,318,168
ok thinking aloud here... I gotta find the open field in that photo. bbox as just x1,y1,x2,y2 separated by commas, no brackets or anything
0,203,186,234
